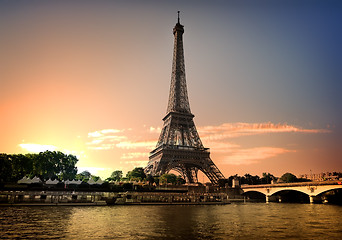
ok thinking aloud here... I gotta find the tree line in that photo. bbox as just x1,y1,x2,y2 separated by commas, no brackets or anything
0,151,186,185
0,151,78,182
2,150,340,186
226,172,312,186
106,168,186,185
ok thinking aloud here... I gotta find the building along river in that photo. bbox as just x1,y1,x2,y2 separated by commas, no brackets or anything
1,203,341,239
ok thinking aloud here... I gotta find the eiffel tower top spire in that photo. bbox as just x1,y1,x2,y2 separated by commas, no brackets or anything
166,11,191,115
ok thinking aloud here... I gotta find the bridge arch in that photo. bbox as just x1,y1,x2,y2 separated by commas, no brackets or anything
243,189,266,196
270,189,310,203
313,186,342,196
242,190,266,201
270,188,309,196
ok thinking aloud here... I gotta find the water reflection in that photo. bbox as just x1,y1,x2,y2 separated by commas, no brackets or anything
0,206,74,239
1,203,341,239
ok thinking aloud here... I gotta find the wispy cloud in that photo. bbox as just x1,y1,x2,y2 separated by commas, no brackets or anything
120,160,149,168
19,143,58,153
87,128,127,150
197,122,329,165
116,141,156,150
206,142,240,153
77,166,113,179
121,152,149,159
149,126,161,133
87,122,330,167
88,129,123,138
222,147,294,165
198,122,330,140
18,143,86,160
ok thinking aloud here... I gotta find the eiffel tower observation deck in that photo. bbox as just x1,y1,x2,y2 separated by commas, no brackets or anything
144,12,225,184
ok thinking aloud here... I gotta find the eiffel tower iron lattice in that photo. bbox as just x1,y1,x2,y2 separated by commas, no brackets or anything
145,13,225,184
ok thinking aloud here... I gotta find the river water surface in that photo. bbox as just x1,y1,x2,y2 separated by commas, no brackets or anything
1,203,341,239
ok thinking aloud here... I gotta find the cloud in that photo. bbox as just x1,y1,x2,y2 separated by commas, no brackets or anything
121,152,149,159
18,143,86,160
120,160,149,168
149,126,161,133
87,144,114,150
222,147,294,165
204,142,240,153
86,122,329,167
198,122,330,140
87,128,127,150
116,141,156,150
19,143,58,153
88,129,123,138
77,166,113,179
196,122,329,166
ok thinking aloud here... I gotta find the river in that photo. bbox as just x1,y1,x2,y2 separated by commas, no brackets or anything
1,203,341,239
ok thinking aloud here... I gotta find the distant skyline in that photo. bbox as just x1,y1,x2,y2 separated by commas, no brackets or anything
1,0,341,180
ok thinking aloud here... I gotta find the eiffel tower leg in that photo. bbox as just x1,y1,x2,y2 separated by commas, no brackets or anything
183,167,198,183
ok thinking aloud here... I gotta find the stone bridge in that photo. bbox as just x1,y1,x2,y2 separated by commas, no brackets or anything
241,181,342,203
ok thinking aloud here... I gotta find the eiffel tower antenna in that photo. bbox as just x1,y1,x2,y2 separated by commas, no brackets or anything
145,14,225,184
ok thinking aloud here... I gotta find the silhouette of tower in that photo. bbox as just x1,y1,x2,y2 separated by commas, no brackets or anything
145,12,225,184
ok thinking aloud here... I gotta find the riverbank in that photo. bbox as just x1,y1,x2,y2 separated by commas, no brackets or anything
0,189,234,206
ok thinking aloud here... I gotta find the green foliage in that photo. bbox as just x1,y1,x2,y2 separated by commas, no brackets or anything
176,175,186,185
80,170,91,178
126,167,146,181
261,172,276,184
160,173,177,184
146,174,155,185
159,173,185,185
280,172,298,183
91,175,100,182
227,173,276,186
0,151,78,182
75,170,100,182
106,170,123,181
75,170,91,182
241,174,261,185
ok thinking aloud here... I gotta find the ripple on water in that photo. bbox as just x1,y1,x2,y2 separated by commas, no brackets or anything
0,203,341,239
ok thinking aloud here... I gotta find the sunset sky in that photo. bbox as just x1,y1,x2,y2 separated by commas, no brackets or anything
1,0,341,180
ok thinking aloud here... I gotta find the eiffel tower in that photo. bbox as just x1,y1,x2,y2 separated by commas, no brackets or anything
145,13,225,184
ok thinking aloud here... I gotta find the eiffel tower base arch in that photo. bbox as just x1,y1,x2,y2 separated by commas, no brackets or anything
145,145,224,184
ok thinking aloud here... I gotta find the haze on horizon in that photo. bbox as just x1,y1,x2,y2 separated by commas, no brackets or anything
1,0,341,180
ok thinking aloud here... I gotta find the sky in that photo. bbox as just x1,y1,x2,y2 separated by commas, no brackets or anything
1,0,341,180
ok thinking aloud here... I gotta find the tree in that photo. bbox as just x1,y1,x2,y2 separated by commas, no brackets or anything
76,170,91,182
110,170,123,181
126,167,146,181
261,172,276,184
0,151,78,182
160,173,177,185
0,154,12,182
242,173,261,185
176,175,186,185
146,174,155,185
280,172,297,183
